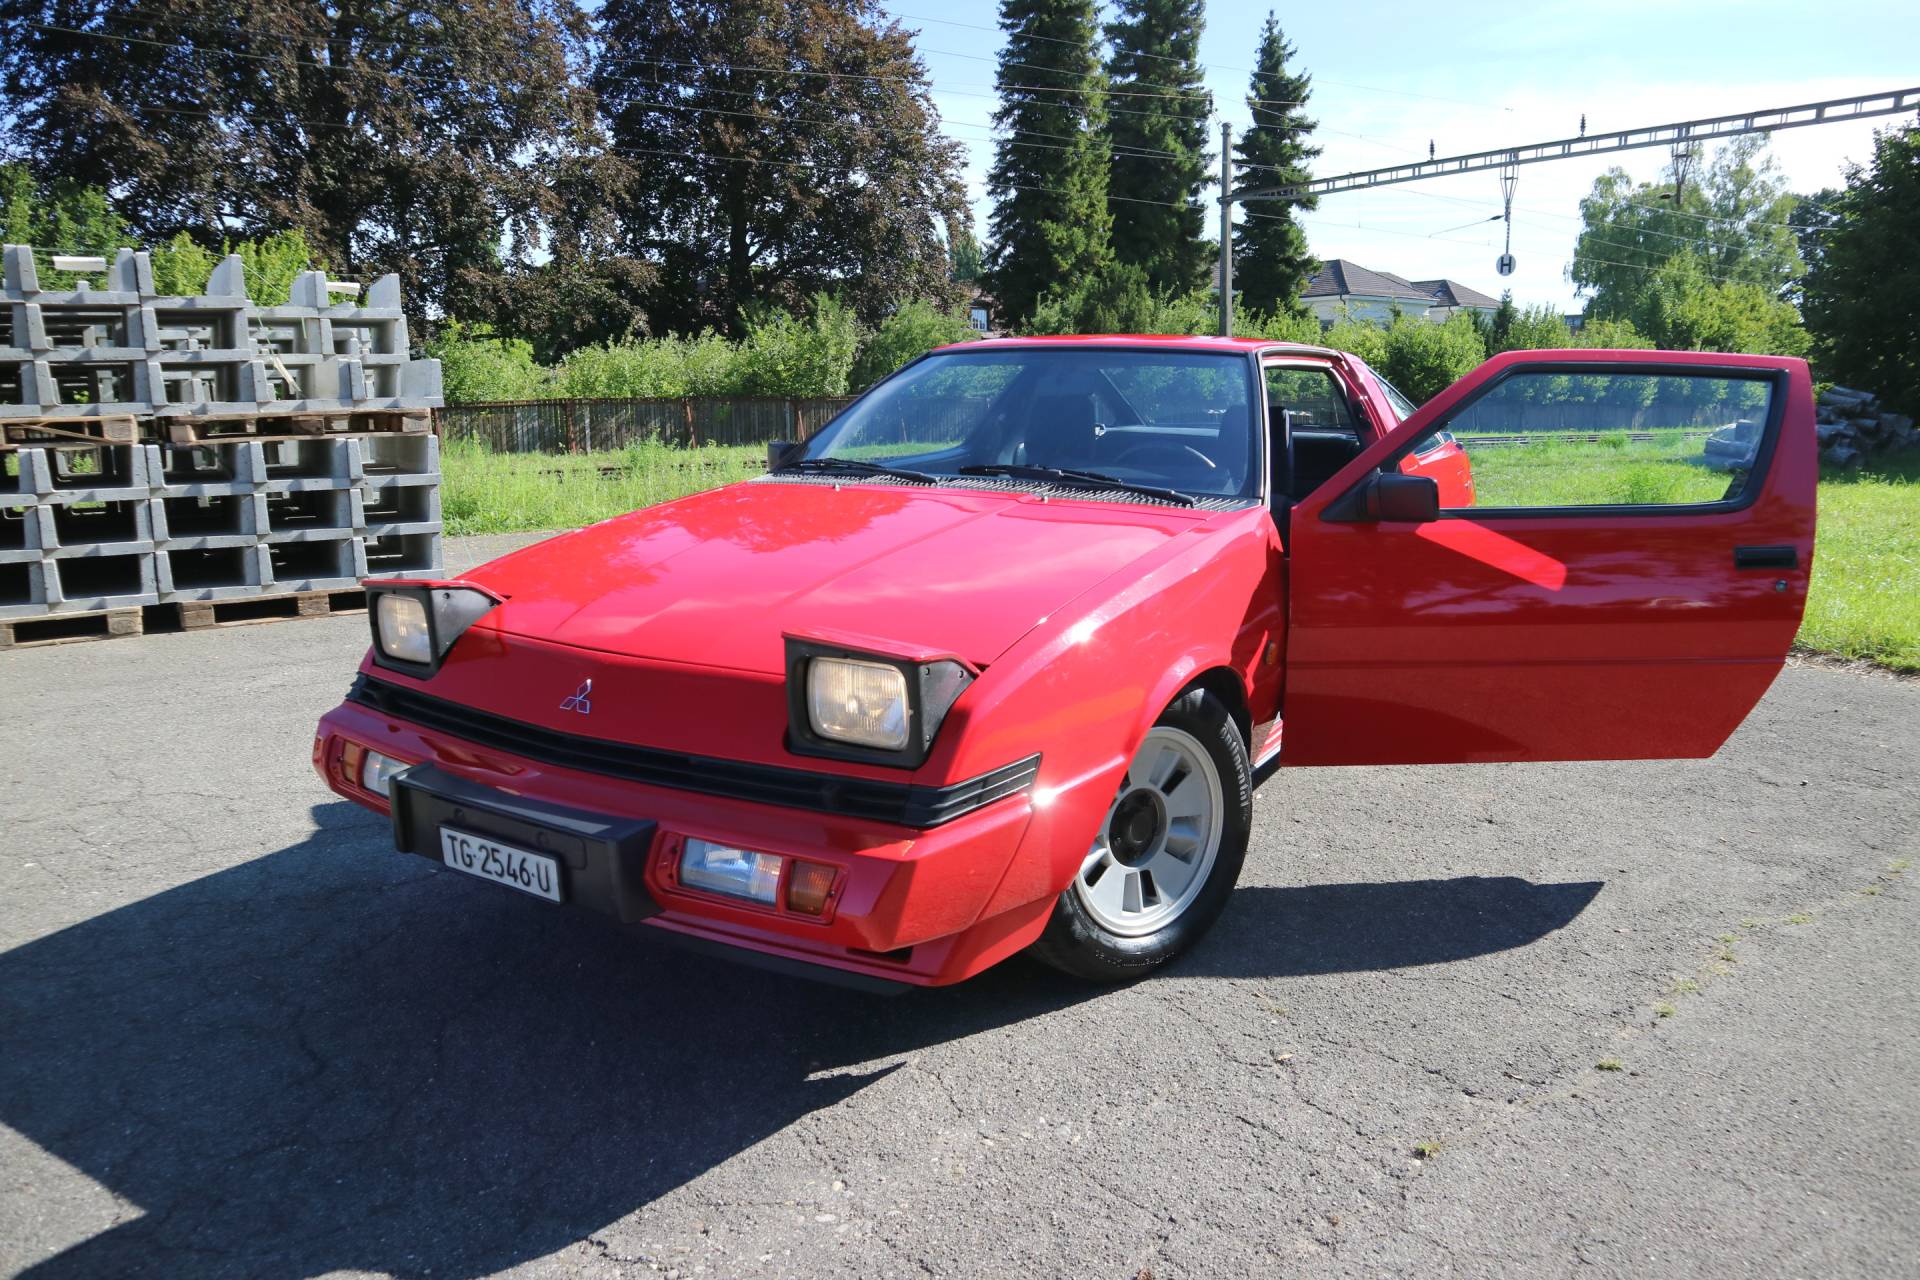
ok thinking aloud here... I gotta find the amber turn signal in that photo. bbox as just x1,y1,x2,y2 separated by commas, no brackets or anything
786,860,837,916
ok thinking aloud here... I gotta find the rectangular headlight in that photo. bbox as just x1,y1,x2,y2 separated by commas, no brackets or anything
375,593,432,665
679,838,782,905
366,582,500,677
359,750,409,798
807,657,910,750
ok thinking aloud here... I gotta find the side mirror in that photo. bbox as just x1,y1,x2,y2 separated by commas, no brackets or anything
1364,473,1440,522
767,439,804,471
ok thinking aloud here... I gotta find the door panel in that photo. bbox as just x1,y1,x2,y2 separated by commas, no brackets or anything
1280,350,1817,767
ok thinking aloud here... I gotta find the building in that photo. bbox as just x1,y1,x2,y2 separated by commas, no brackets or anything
1300,259,1500,325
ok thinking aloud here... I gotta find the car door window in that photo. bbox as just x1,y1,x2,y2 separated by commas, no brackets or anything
1401,367,1778,510
1266,365,1363,502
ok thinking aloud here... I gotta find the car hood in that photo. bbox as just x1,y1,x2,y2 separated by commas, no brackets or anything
467,480,1207,673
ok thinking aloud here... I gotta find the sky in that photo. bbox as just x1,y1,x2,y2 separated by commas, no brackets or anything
878,0,1920,314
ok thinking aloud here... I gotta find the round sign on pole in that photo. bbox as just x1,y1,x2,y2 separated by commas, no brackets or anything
1496,253,1516,276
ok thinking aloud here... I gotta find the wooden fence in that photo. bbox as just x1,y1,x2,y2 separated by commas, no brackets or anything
433,396,859,454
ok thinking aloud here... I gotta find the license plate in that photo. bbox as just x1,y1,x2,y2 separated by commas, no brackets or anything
438,827,563,903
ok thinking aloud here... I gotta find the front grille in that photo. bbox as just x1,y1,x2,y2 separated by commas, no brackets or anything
347,676,1038,830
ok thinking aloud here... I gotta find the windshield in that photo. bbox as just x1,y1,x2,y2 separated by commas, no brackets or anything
799,347,1260,500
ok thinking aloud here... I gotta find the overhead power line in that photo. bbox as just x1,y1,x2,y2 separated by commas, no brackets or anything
1239,86,1920,201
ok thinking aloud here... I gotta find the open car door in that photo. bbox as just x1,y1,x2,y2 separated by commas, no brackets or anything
1281,349,1817,766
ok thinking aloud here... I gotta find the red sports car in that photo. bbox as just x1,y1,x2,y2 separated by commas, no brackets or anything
315,337,1815,988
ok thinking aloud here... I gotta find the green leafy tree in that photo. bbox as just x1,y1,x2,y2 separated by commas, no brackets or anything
1631,251,1808,357
0,162,128,288
149,233,220,297
1802,125,1920,413
1320,308,1387,368
1,2,601,330
736,295,864,398
949,222,983,285
984,0,1114,325
1478,290,1518,350
597,0,965,337
1103,0,1211,294
852,300,979,388
1229,14,1320,314
1573,137,1804,319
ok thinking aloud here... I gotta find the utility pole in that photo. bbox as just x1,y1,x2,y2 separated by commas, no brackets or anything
1218,120,1233,338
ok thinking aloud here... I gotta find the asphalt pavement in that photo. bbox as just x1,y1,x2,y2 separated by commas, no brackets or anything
2,539,1916,1279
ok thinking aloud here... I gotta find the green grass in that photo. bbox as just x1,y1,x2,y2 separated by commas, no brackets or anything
1461,430,1734,507
1797,451,1920,672
438,439,765,536
439,436,1920,671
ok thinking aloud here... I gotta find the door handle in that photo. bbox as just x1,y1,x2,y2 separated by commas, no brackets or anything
1733,545,1798,570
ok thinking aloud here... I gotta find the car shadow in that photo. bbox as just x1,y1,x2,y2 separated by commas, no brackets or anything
1,803,1600,1278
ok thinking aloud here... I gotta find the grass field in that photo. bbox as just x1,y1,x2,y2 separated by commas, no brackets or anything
440,439,1920,673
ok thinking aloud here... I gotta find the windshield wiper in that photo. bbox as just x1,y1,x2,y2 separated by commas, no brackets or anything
957,463,1196,507
773,456,938,485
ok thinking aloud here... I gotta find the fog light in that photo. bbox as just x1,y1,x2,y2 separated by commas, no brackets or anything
360,750,408,797
786,860,837,916
679,838,781,905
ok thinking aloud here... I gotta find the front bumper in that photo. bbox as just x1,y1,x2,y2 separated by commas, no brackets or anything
315,680,1061,988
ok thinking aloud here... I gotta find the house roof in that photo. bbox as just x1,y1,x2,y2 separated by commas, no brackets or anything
1412,278,1501,309
1301,259,1438,305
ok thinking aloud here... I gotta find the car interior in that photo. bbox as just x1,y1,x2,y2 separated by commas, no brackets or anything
1266,364,1373,510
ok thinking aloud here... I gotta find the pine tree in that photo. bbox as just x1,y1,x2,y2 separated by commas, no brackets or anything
1231,14,1320,314
984,0,1113,325
1103,0,1211,294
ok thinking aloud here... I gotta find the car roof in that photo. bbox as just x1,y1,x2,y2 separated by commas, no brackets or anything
935,334,1349,360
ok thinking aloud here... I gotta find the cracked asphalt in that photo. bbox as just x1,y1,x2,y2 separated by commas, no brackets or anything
2,535,1916,1278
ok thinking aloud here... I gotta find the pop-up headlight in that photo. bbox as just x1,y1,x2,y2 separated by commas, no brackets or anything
785,636,976,767
365,581,500,678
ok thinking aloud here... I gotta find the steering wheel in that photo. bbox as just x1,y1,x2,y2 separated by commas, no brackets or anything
1108,441,1217,474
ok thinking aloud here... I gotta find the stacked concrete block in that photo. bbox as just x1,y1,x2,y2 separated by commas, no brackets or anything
1,242,444,637
2,246,443,421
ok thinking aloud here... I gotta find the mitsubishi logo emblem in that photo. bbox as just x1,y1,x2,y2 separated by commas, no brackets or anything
559,680,592,714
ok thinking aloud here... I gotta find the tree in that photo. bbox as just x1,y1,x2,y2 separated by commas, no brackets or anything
0,162,127,289
1103,0,1211,294
1803,125,1920,413
1478,291,1519,350
0,1,600,330
597,0,965,338
1023,261,1211,336
1572,137,1804,319
949,222,983,285
1631,251,1808,357
1229,14,1320,314
984,0,1113,326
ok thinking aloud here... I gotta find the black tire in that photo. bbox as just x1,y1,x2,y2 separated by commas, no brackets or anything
1028,686,1253,982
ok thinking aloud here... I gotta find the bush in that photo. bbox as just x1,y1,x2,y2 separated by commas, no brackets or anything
1378,311,1487,403
426,323,555,402
736,294,863,397
1573,316,1654,350
852,299,979,388
1234,306,1322,344
1023,261,1213,336
1318,308,1389,368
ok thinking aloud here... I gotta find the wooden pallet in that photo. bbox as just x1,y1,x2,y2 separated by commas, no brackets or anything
168,588,369,630
0,589,368,651
0,607,142,650
0,414,140,450
160,408,432,446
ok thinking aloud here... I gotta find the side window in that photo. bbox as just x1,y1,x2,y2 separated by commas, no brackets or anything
1404,368,1777,510
1265,367,1358,440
